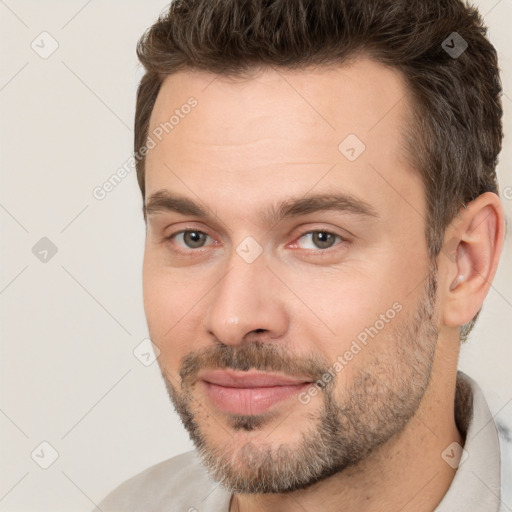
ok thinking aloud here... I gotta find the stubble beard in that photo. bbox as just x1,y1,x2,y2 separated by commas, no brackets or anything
160,269,439,494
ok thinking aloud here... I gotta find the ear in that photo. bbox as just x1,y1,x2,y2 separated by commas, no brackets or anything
441,192,505,329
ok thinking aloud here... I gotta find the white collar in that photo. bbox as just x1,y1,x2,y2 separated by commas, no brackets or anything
435,371,504,511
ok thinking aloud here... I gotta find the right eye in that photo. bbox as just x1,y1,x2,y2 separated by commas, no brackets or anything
167,230,213,250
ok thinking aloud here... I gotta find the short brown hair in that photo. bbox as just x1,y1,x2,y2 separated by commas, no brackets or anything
134,0,503,340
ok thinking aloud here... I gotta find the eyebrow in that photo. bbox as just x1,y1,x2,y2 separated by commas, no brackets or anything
144,189,378,225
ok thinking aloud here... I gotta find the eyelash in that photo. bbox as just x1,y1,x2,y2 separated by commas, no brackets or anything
164,228,347,253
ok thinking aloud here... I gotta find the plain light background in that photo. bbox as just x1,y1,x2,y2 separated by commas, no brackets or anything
0,1,511,510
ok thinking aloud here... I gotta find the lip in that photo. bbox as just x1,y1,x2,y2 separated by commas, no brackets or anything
199,369,312,388
199,369,312,416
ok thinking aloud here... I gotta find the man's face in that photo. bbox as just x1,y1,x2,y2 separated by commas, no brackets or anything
142,59,439,492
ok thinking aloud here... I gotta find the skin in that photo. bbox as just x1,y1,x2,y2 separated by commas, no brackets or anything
142,59,505,512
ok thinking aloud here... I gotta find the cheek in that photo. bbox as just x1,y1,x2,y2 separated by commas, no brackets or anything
292,266,408,365
142,265,170,333
143,251,217,375
143,248,191,323
143,259,186,354
290,269,383,329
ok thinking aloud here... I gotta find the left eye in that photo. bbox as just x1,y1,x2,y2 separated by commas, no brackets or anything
172,230,212,249
296,231,343,250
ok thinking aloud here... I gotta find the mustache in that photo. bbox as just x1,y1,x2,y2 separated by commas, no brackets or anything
179,341,330,389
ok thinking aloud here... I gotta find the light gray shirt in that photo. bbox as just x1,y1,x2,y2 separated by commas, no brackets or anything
95,371,512,511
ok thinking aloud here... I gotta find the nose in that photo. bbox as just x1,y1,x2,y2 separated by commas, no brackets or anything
202,252,289,346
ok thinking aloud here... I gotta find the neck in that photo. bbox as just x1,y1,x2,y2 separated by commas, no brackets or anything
230,343,463,512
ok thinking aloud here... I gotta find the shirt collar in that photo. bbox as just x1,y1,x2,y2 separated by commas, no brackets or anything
435,371,501,511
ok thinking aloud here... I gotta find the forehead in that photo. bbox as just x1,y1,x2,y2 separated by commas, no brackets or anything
144,58,423,225
148,59,412,146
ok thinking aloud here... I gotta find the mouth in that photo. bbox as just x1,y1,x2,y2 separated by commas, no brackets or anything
198,369,313,416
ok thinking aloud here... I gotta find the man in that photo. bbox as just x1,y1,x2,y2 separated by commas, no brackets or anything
96,0,511,510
